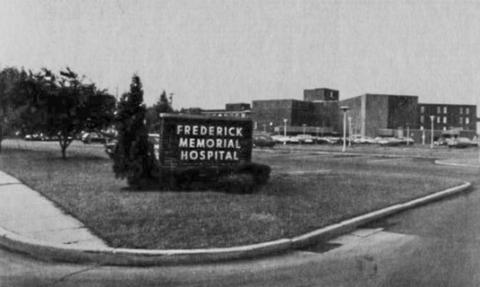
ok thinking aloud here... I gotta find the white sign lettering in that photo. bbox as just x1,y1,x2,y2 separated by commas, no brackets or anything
176,124,245,161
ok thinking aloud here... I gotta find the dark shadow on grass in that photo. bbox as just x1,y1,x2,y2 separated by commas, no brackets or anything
411,157,437,164
119,181,267,195
3,148,108,162
44,155,108,162
332,154,362,158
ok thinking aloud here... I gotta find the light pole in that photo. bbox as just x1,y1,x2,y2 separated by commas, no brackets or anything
406,125,410,146
348,116,352,147
340,106,349,152
477,97,479,163
283,118,288,145
421,126,425,145
430,115,435,149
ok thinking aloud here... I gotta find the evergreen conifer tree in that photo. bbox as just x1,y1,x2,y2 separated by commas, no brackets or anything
113,74,153,187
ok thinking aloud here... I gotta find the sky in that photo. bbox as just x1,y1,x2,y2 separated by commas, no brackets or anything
1,0,480,112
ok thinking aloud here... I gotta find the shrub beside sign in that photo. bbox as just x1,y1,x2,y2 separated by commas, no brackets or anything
157,113,253,167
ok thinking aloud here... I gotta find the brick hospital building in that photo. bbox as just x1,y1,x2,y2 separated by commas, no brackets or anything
193,88,478,140
251,88,341,135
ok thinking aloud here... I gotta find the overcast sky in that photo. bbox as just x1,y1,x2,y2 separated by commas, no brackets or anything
1,0,480,112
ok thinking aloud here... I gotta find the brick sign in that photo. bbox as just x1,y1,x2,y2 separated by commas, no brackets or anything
157,114,253,167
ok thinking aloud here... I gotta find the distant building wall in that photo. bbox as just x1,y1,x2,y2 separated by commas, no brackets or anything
200,103,251,119
252,94,342,134
312,101,340,132
338,96,364,136
290,100,318,126
387,95,419,130
364,94,390,137
304,88,339,102
339,94,419,137
418,103,476,132
201,109,251,118
251,99,294,132
225,103,251,111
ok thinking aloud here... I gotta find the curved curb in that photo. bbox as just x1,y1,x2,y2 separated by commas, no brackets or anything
291,181,471,248
435,160,480,168
0,182,471,266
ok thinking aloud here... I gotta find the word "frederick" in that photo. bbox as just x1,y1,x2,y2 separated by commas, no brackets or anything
177,125,243,137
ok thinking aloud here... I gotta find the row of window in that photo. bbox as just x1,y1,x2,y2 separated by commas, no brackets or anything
420,126,455,131
420,115,471,125
420,106,470,115
209,112,248,118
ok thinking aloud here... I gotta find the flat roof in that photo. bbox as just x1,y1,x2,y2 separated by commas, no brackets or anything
160,113,251,122
252,98,300,102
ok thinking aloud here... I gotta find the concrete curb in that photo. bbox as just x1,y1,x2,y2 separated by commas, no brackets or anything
435,160,480,168
291,182,471,248
0,182,471,266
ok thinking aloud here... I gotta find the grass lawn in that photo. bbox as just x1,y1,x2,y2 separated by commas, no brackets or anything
0,143,463,249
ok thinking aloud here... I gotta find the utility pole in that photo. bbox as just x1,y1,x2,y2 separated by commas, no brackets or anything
430,115,435,149
340,106,349,152
348,116,352,147
406,125,410,146
421,127,426,145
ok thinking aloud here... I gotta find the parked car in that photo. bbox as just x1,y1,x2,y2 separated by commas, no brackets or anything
24,133,45,141
271,135,287,144
271,135,299,144
286,136,300,144
253,134,276,148
316,136,342,145
398,137,415,145
352,135,376,144
104,134,161,158
295,134,315,144
104,140,117,157
435,138,449,146
43,134,60,141
313,137,331,144
82,132,107,144
377,137,403,146
447,137,478,148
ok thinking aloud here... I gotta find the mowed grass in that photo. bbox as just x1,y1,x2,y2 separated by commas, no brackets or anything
0,143,463,249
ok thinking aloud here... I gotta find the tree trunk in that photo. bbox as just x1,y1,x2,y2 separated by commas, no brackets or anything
59,136,70,160
61,144,66,159
0,125,3,154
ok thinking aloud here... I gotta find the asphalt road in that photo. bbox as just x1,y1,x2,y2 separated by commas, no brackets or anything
363,168,480,286
1,140,480,286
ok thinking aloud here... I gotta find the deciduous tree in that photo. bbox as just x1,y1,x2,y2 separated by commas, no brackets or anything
17,67,116,159
0,67,24,153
